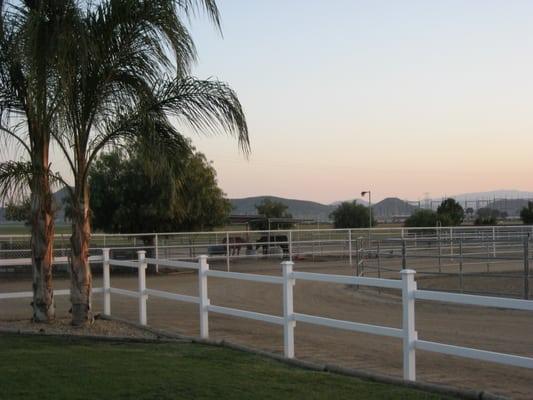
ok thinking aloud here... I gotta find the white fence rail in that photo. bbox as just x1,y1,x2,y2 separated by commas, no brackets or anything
0,255,104,301
98,250,533,381
1,248,532,384
2,225,532,264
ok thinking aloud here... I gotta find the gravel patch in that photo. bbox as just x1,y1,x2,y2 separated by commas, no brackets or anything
0,317,160,340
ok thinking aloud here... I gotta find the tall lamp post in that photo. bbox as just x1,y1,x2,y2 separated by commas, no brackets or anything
361,190,372,255
361,191,372,228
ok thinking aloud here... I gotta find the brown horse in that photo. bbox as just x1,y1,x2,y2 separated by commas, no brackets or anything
222,236,246,256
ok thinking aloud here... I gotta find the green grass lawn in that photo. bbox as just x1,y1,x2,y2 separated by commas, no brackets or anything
0,334,452,400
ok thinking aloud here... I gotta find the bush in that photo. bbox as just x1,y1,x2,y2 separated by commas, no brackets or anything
474,216,497,225
330,201,375,228
404,209,437,227
474,208,499,225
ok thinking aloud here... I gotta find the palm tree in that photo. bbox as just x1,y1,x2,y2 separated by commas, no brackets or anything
54,0,249,325
0,1,75,321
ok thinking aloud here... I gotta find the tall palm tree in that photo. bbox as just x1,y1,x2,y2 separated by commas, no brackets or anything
0,1,75,321
54,0,249,325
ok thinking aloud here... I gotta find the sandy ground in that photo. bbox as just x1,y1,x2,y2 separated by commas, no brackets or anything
1,258,532,399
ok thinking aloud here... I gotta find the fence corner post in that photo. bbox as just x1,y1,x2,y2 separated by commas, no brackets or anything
137,250,147,325
102,248,111,316
198,255,210,339
282,260,295,358
401,269,417,381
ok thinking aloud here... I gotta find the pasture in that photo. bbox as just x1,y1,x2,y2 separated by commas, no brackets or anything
1,256,532,399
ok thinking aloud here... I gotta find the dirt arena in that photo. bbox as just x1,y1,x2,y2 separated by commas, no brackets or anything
1,258,532,399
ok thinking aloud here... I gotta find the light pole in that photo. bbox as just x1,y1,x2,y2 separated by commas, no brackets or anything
361,191,372,228
361,190,372,260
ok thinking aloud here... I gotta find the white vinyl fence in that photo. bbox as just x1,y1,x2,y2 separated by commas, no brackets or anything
1,248,532,382
0,255,104,300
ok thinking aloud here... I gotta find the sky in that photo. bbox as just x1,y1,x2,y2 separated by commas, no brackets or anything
184,0,533,203
2,1,533,204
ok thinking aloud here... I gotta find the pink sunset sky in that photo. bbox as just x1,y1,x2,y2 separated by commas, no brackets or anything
2,1,532,204
187,1,533,203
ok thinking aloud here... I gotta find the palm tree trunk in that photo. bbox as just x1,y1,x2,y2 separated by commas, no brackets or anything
69,179,93,326
30,148,55,322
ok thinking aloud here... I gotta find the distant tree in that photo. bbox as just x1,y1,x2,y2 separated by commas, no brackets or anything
89,147,231,235
250,199,293,230
520,202,533,224
330,201,375,229
404,209,438,228
436,198,464,226
176,153,232,232
5,198,31,223
465,207,474,218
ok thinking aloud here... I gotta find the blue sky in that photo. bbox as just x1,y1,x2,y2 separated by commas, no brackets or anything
185,0,533,202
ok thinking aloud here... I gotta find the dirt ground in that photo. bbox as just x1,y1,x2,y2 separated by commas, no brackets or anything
1,258,532,399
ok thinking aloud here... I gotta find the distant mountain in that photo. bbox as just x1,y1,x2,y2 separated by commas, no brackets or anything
230,195,411,222
2,188,531,224
372,197,417,219
51,187,72,221
230,196,335,221
0,186,72,223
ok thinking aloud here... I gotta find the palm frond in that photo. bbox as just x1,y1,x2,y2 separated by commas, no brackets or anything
85,97,191,179
0,160,32,202
157,77,250,154
88,0,197,78
177,0,221,32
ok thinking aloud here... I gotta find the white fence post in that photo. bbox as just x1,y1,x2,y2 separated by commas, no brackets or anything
450,227,454,257
155,234,159,273
289,231,293,261
102,248,111,316
348,229,353,266
226,232,230,272
198,255,209,339
137,250,147,325
282,260,295,358
401,269,417,381
492,226,496,258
